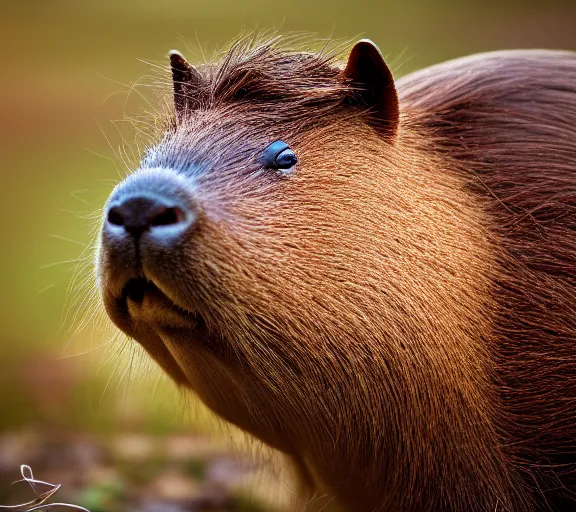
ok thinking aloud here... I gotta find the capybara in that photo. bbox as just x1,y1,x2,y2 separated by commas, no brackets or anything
96,35,576,511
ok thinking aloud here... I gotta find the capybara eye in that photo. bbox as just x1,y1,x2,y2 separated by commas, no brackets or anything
274,148,298,172
261,140,297,174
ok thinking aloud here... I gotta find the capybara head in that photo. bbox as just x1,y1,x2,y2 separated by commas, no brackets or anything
97,37,501,506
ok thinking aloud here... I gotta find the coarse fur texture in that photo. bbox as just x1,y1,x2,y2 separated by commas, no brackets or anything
97,36,576,511
398,51,576,509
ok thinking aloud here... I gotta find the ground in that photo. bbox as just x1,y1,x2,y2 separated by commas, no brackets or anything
0,429,289,512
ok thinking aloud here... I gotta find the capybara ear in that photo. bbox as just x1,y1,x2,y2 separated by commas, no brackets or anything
343,40,399,137
168,50,205,119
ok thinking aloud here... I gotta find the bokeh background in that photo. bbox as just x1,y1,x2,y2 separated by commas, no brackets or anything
0,1,575,510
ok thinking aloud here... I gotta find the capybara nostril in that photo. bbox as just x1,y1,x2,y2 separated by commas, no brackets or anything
106,207,126,227
106,195,191,238
149,206,186,227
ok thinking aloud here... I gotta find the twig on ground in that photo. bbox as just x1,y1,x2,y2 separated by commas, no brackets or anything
0,465,90,512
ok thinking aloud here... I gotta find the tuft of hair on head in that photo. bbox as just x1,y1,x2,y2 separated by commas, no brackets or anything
166,32,400,138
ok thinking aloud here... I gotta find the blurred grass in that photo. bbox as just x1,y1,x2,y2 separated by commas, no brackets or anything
0,0,574,447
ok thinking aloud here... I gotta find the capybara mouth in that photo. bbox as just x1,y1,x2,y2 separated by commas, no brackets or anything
122,277,150,303
119,277,206,330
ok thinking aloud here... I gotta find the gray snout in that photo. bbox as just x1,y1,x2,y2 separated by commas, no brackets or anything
102,168,197,260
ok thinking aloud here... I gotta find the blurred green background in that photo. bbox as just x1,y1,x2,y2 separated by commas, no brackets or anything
0,1,574,509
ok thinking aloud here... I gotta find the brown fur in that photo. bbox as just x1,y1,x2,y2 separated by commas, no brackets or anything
97,37,576,511
398,51,576,509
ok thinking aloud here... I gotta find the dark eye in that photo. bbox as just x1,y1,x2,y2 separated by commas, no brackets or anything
260,140,298,174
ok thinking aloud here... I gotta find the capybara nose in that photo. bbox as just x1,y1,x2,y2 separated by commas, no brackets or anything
105,194,193,242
